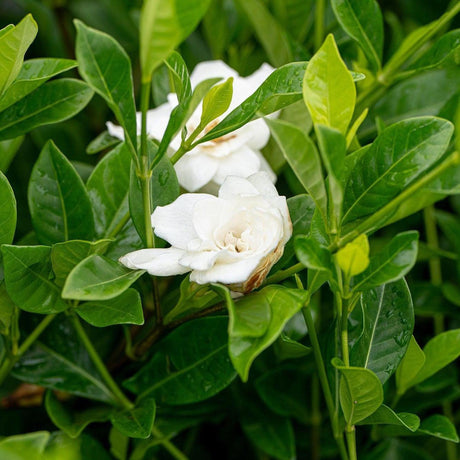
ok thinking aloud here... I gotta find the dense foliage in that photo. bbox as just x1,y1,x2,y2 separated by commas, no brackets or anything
0,1,459,459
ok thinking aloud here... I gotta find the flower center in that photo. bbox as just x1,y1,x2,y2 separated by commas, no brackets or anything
222,230,250,253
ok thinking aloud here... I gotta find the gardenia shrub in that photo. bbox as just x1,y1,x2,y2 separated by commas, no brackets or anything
0,1,459,460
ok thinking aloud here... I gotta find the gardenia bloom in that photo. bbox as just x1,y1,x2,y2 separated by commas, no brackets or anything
119,172,291,293
107,61,276,192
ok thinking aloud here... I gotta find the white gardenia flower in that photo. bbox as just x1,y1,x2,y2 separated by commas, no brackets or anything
119,172,292,293
107,60,276,193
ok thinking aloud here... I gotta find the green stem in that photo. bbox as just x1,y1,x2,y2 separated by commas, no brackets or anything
314,0,325,50
170,124,205,165
340,296,350,367
264,262,304,285
302,305,349,460
70,314,133,410
345,428,357,460
152,425,189,460
0,313,56,385
335,152,460,250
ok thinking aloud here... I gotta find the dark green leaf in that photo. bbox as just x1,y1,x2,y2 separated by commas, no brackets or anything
124,317,236,405
331,0,383,72
350,280,414,384
0,282,15,334
358,404,420,431
353,231,419,291
76,288,144,327
164,51,192,103
62,254,144,301
110,398,156,439
28,141,95,245
0,78,94,141
0,171,16,245
75,20,137,153
2,245,68,314
45,390,111,438
295,235,334,273
0,136,23,171
86,131,121,155
0,58,77,112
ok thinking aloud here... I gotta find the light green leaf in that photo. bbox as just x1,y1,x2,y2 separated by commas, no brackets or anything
0,14,38,95
357,404,420,432
76,289,144,327
62,254,145,301
417,415,459,442
200,77,233,127
0,282,15,335
2,245,68,314
0,136,24,171
0,78,94,141
0,171,16,245
75,20,137,154
0,432,49,460
336,234,370,277
331,0,383,72
110,398,156,439
303,34,356,134
28,141,95,245
332,358,384,425
396,336,426,396
353,231,419,291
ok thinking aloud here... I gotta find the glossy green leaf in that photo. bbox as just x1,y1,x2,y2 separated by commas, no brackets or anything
0,171,16,245
0,282,15,334
234,0,293,66
165,51,192,102
396,336,426,395
353,231,419,291
331,0,383,72
336,234,370,277
240,397,295,460
62,254,144,301
0,136,24,171
75,20,137,153
86,131,121,155
2,245,68,314
76,288,144,327
227,285,309,381
87,142,131,238
267,118,327,222
28,141,95,245
295,235,334,273
13,317,116,403
357,404,420,432
0,432,49,459
45,390,111,438
124,317,236,404
350,280,414,384
417,415,459,442
0,58,77,112
333,358,384,424
110,398,156,439
129,142,179,244
0,78,94,141
51,239,112,287
0,14,38,95
140,0,211,81
343,117,454,224
200,77,233,127
303,34,356,134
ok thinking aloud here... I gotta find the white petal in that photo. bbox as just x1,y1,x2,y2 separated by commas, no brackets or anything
119,248,189,276
179,250,219,271
152,193,214,248
218,176,260,199
247,172,280,197
192,198,235,242
255,150,277,183
106,121,125,140
243,118,271,150
190,60,238,88
190,256,262,284
212,146,261,185
174,153,219,192
145,103,174,141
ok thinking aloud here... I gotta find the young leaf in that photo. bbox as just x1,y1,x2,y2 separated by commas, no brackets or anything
353,231,419,291
76,289,144,327
123,317,236,404
2,245,68,314
200,77,233,127
357,404,420,432
0,171,16,245
342,117,454,224
396,336,426,395
332,358,384,425
417,415,459,442
45,391,111,438
0,79,94,141
350,280,414,384
336,234,370,278
75,21,137,154
331,0,383,73
0,432,49,460
225,285,309,381
266,118,328,222
62,254,144,301
0,14,38,95
110,398,156,439
28,141,95,245
0,58,77,112
140,0,211,81
164,51,192,103
86,143,131,238
303,34,356,134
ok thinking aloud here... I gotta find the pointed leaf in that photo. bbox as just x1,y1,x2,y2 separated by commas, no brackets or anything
200,77,233,127
396,336,426,395
417,415,459,442
110,398,156,439
358,404,420,432
295,235,334,273
0,171,16,245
